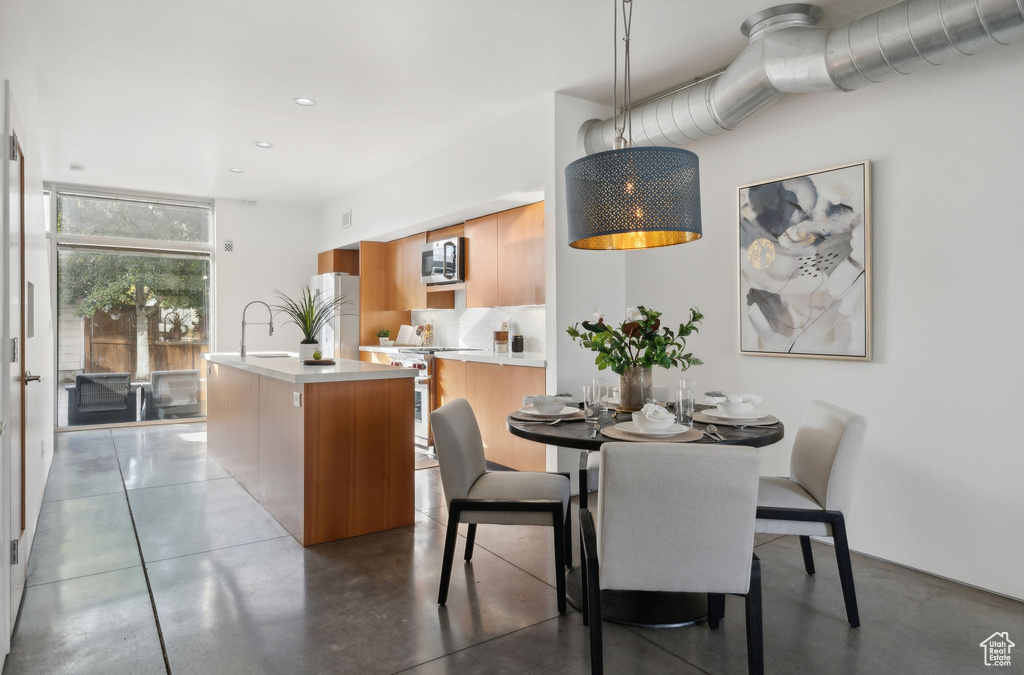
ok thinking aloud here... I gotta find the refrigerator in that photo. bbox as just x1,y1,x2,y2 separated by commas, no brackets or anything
310,273,360,361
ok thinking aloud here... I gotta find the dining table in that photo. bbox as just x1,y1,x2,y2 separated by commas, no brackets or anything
506,403,785,628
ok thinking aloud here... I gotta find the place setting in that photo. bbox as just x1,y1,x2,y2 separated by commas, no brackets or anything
694,394,780,428
510,395,586,424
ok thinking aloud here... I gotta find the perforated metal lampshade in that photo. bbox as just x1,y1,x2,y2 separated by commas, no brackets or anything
565,146,702,250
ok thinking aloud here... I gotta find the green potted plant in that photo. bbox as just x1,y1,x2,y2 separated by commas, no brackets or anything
567,306,703,411
377,329,394,346
274,286,347,361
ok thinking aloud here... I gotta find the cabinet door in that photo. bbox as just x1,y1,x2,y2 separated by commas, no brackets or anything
465,362,546,471
386,233,427,311
464,214,498,308
497,202,545,307
434,358,467,409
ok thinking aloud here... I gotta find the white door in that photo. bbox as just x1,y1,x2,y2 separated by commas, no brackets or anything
3,82,28,634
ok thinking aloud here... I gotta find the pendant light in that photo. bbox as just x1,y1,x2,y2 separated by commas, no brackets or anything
565,0,702,250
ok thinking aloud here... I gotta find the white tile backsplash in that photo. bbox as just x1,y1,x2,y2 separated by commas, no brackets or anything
412,290,545,353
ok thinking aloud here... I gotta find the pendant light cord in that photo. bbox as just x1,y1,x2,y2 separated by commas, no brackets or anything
612,0,634,147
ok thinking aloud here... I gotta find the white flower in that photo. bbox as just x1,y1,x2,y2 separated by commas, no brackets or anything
625,307,642,322
593,309,604,323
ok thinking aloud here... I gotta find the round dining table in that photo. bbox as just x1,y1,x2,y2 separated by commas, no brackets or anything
506,404,785,628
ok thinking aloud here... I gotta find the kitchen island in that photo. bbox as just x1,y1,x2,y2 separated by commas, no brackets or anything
204,353,416,546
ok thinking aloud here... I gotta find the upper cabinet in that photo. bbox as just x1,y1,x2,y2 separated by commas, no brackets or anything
464,214,498,308
466,202,545,308
497,202,545,307
386,233,427,311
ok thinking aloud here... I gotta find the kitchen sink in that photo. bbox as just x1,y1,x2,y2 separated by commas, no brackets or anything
250,353,292,358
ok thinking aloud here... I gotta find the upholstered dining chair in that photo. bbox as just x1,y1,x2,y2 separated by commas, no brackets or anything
580,443,764,675
755,400,867,628
430,398,571,613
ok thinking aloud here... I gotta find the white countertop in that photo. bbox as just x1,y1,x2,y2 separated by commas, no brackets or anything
358,346,545,368
205,352,416,384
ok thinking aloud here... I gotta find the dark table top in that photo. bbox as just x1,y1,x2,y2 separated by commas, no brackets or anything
507,404,784,451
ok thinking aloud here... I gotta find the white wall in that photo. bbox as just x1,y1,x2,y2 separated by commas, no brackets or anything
214,199,320,353
319,95,557,250
1,0,56,659
624,48,1024,600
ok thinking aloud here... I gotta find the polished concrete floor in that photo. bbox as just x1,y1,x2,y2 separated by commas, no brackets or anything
5,423,1022,674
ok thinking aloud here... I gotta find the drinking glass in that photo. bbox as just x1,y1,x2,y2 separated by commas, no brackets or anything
593,377,609,412
676,378,695,428
583,384,601,421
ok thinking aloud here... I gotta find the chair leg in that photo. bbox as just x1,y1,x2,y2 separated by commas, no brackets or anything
553,509,567,613
580,542,590,626
745,556,764,675
563,506,573,568
831,516,861,628
587,568,603,674
799,535,815,575
708,593,725,630
437,510,460,605
464,524,477,561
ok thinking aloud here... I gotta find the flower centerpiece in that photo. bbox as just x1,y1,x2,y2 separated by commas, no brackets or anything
274,286,348,361
567,306,703,411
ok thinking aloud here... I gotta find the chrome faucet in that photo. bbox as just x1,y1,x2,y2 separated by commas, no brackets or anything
240,301,274,357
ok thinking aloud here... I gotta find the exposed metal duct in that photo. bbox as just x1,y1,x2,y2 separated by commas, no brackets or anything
580,0,1024,154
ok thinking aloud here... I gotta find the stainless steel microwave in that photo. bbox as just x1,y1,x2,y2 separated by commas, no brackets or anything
421,237,465,285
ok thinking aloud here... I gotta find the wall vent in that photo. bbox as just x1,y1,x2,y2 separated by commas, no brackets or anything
342,209,352,228
223,240,234,253
240,200,257,206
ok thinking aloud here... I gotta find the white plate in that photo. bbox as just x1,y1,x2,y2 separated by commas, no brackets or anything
615,421,688,436
701,407,768,421
519,405,579,417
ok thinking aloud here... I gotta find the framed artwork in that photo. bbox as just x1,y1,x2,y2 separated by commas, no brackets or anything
738,161,871,360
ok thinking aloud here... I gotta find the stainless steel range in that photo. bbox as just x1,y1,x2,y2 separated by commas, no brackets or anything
388,348,472,450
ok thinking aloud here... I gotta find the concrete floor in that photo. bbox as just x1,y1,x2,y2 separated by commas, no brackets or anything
5,424,1022,674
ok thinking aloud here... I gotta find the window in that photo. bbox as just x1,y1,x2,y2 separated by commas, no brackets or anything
52,188,213,428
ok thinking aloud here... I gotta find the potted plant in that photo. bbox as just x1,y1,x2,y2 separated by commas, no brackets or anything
567,306,703,411
274,286,347,361
377,329,393,346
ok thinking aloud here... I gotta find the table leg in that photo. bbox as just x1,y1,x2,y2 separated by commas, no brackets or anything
565,565,708,628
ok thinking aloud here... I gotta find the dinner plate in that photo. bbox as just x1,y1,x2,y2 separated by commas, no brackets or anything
519,405,579,417
614,421,689,436
700,407,768,421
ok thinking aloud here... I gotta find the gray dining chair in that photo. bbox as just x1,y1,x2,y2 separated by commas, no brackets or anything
580,443,763,675
755,400,867,627
430,398,571,612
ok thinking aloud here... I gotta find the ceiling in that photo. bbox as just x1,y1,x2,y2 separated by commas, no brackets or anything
27,0,891,206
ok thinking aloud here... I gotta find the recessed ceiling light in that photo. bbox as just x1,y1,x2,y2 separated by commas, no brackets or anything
293,97,316,106
228,168,244,173
255,141,273,148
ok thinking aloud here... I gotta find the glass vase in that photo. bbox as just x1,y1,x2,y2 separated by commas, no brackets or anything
618,366,652,411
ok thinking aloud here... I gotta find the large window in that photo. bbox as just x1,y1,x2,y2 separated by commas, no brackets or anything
53,189,213,428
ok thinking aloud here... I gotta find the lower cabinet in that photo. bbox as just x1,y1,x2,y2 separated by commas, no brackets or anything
435,359,546,471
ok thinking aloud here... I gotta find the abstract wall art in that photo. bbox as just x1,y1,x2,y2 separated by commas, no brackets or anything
738,162,871,360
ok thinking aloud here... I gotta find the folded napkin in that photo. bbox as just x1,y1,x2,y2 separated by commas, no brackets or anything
640,402,674,422
523,394,564,406
706,394,763,405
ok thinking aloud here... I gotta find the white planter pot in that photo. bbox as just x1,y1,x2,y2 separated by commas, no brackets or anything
299,343,320,361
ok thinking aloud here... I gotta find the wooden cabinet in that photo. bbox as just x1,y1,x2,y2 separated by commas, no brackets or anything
465,203,544,308
464,214,498,308
358,241,410,346
386,233,427,311
206,363,261,493
434,360,546,471
434,358,467,409
497,202,545,306
318,249,359,275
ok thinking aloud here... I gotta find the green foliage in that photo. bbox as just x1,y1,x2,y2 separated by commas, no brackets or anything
376,329,391,338
56,195,210,321
566,306,704,376
275,286,348,344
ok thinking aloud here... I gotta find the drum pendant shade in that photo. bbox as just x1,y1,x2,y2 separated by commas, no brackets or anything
565,146,702,250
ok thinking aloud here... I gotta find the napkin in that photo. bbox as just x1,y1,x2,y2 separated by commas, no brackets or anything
706,394,763,405
522,394,568,406
640,402,674,422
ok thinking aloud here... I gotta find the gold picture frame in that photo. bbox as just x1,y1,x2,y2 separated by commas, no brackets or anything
737,161,872,361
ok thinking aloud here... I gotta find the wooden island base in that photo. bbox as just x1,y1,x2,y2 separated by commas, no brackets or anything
207,360,414,546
